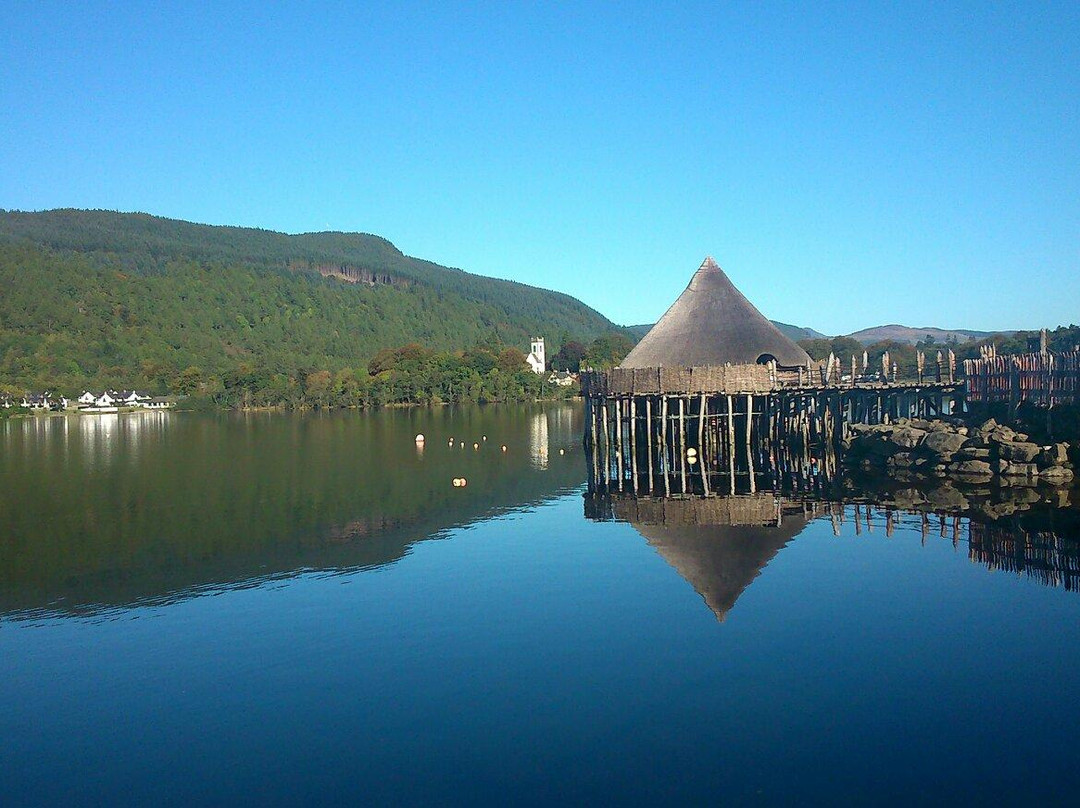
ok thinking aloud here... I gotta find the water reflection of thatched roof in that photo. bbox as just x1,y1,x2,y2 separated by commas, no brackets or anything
610,495,813,621
619,257,812,369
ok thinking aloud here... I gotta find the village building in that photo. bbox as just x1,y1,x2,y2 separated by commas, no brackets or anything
548,370,576,387
526,337,546,375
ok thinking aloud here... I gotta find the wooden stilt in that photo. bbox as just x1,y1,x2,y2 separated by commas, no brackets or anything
679,396,688,494
645,397,654,491
601,401,610,490
615,398,624,492
661,396,670,497
746,393,756,494
727,394,736,495
699,393,710,496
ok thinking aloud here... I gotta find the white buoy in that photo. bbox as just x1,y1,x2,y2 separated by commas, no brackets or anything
559,448,565,455
460,478,467,487
687,447,697,458
415,433,425,444
688,456,698,465
482,435,487,441
501,445,507,452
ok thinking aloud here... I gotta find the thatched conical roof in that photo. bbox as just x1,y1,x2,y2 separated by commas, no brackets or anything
620,257,811,369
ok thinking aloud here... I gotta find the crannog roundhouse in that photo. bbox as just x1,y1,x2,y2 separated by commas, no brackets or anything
620,257,810,370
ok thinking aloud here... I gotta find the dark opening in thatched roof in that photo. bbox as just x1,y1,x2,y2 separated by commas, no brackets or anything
620,257,811,369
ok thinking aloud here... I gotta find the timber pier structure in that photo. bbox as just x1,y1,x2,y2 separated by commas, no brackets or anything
582,257,1080,496
582,256,967,496
581,366,964,496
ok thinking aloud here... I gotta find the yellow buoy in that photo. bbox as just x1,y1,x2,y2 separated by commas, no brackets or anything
452,478,461,487
687,456,698,465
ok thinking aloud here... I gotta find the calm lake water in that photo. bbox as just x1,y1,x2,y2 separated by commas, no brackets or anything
2,404,1079,805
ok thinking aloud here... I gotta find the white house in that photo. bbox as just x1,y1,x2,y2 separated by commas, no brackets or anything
548,370,576,387
526,337,546,375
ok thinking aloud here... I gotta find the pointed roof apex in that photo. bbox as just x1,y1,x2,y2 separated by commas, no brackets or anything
619,256,811,369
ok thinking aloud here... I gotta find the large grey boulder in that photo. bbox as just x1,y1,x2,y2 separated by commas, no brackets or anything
922,431,967,460
999,441,1040,463
889,427,927,449
949,459,993,476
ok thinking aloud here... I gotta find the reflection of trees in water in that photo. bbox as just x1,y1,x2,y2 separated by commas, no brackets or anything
0,405,586,617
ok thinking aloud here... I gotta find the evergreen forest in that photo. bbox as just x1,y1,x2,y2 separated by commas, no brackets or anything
0,209,634,407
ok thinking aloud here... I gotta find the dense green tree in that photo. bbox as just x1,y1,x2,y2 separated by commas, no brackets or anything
550,340,587,371
583,332,634,370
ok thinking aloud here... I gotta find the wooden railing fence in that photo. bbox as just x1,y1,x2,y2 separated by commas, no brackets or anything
964,350,1080,407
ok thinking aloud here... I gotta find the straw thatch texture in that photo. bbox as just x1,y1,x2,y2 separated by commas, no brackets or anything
633,367,661,394
620,257,811,369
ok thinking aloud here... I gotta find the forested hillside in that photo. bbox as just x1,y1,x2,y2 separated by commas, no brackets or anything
0,209,627,405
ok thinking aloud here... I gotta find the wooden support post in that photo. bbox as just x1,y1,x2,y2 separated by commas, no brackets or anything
679,396,688,494
699,393,709,496
615,398,624,492
645,397,654,492
727,394,736,495
600,401,610,490
661,396,670,497
591,397,600,492
746,393,756,494
630,397,638,494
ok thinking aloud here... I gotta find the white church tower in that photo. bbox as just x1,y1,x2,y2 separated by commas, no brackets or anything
526,337,546,375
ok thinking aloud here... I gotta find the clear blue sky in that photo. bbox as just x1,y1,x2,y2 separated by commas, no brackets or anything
2,1,1077,335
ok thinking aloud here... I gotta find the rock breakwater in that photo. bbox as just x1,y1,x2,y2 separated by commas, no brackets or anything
843,418,1074,484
